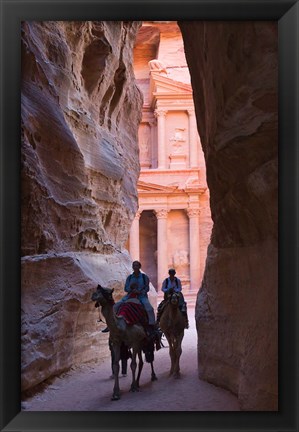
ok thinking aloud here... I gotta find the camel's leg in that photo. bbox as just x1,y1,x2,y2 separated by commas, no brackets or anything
136,350,144,388
169,336,176,377
165,333,175,376
150,361,157,381
145,341,157,381
169,342,176,376
173,332,184,378
111,345,121,400
130,348,139,392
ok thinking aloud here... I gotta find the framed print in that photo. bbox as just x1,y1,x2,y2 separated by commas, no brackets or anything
0,0,298,431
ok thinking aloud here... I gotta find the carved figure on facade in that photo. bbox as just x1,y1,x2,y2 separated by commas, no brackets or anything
172,250,189,277
173,250,189,266
170,127,186,154
148,59,168,75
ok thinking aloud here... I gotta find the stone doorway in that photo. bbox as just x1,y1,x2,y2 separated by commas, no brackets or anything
139,210,158,290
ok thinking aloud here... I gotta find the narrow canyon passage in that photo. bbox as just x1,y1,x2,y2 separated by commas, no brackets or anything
22,307,239,411
21,20,278,411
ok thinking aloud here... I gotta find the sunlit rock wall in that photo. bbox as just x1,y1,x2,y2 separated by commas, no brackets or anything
21,21,143,392
179,21,278,410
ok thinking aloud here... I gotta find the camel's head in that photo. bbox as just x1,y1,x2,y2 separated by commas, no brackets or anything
91,285,115,306
169,291,181,306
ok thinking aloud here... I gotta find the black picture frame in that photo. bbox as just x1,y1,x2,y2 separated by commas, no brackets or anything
0,0,298,431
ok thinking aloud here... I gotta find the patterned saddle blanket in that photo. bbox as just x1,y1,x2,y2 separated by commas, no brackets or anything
117,299,148,326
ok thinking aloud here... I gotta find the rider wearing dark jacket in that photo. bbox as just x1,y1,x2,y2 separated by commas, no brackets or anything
157,269,188,328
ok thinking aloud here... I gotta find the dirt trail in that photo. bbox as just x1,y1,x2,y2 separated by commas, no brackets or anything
22,307,240,411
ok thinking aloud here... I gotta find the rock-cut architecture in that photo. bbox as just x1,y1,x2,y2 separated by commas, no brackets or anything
132,22,212,294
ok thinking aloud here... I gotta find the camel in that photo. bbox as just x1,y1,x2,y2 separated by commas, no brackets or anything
91,284,157,401
159,291,185,378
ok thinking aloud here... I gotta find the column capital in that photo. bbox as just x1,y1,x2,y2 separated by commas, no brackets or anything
154,108,167,118
186,208,201,218
155,209,169,219
188,108,196,116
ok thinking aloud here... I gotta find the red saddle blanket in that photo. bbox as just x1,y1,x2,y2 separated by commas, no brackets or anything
117,299,148,326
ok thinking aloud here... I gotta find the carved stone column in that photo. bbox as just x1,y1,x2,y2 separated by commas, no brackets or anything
188,108,198,168
186,208,201,291
129,210,142,261
154,109,167,169
155,209,169,290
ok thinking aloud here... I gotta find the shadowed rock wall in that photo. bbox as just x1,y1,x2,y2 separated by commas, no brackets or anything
21,21,143,392
179,21,278,410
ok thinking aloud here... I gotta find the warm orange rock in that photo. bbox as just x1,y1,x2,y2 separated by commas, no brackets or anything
179,21,278,410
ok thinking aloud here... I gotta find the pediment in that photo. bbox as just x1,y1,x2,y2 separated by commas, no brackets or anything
150,72,192,95
137,180,178,193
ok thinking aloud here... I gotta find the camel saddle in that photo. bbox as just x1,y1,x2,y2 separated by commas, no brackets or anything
117,297,148,326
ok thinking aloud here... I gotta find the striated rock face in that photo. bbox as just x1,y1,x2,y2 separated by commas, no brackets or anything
179,21,278,410
21,21,143,392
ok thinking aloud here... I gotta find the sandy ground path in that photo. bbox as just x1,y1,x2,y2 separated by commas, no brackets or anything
22,307,240,411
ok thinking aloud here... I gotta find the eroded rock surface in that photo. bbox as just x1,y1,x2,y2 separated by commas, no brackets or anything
21,21,143,392
179,21,278,410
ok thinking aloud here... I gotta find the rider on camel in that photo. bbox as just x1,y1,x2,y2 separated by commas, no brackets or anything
102,261,157,336
156,268,189,329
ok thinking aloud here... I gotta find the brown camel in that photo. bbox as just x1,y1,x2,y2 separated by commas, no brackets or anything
91,285,157,401
159,291,185,378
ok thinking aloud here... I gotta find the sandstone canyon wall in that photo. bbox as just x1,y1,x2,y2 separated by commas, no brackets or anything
21,21,143,392
179,21,278,410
